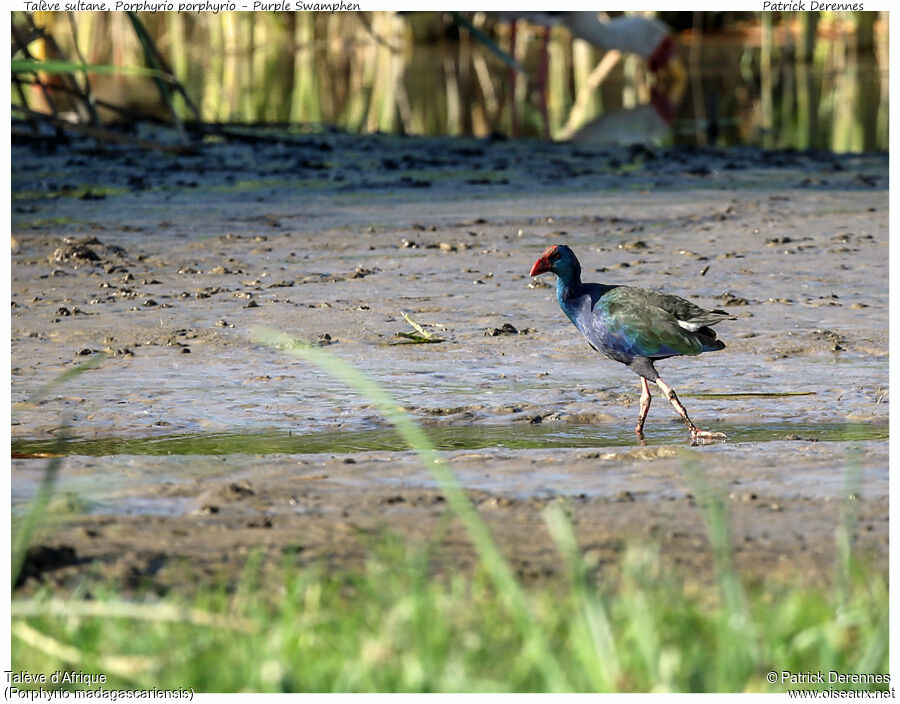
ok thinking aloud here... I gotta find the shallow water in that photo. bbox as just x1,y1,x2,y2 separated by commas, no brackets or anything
10,420,888,458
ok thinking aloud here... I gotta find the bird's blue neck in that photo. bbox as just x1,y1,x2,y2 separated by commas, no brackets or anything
556,271,581,305
555,272,583,321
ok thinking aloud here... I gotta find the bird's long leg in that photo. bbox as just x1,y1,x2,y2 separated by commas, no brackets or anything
635,377,652,437
655,377,727,442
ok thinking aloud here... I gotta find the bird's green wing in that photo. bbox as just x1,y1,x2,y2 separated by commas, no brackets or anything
597,287,704,357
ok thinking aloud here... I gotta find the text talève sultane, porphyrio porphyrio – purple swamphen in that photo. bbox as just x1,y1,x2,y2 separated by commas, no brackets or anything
530,244,736,443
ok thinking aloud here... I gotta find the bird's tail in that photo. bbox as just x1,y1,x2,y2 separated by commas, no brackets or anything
697,309,737,324
695,325,727,352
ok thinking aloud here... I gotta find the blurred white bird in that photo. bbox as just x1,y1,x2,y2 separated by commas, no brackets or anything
489,12,683,138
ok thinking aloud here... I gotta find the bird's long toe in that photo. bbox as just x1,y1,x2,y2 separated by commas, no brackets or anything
690,427,727,443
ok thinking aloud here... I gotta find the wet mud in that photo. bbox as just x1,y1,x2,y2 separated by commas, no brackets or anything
11,130,888,593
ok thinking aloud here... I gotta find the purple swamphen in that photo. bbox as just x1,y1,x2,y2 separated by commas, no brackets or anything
530,244,735,442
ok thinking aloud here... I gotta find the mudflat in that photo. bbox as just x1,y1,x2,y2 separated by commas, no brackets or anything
11,131,888,593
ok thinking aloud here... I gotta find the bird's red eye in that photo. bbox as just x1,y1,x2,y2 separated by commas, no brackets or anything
548,250,560,262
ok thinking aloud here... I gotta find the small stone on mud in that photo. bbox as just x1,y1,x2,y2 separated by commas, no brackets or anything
55,306,71,316
481,496,514,508
195,286,224,299
678,250,708,260
719,292,750,306
244,300,259,308
77,348,93,356
48,241,101,266
485,323,518,336
350,265,375,279
223,481,255,499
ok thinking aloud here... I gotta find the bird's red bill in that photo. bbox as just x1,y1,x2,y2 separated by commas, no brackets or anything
530,256,550,276
531,245,558,276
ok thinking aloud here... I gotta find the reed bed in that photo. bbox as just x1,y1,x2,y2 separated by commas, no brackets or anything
13,11,890,150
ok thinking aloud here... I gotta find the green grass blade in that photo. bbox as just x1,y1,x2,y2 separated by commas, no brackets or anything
11,621,156,682
19,352,105,409
11,446,66,589
681,460,759,687
12,354,105,588
543,501,620,690
834,443,862,607
252,326,571,691
12,599,255,632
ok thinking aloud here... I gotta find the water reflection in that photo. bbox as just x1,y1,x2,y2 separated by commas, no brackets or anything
21,11,888,152
568,84,683,146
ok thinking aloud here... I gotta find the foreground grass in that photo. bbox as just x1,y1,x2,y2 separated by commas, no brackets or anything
12,336,888,692
11,541,888,693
